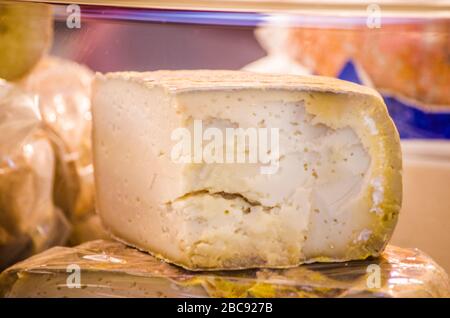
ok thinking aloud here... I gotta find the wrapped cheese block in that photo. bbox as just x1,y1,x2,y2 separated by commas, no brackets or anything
20,56,95,220
19,56,107,245
1,240,448,298
93,71,402,270
0,80,70,270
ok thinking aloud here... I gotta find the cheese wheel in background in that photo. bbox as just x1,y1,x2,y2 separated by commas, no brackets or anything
0,80,70,270
288,22,450,107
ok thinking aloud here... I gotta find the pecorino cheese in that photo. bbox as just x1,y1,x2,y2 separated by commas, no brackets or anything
92,70,402,270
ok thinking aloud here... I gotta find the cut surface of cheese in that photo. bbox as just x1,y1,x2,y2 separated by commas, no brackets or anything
92,70,402,270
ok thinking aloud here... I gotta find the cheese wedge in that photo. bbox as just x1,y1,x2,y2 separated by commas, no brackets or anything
92,71,402,270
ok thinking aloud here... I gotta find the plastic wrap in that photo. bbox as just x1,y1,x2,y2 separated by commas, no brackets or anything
0,79,70,270
1,240,448,298
20,56,95,219
19,56,107,244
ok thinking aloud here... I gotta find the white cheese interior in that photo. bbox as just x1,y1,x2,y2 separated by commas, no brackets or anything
93,79,374,268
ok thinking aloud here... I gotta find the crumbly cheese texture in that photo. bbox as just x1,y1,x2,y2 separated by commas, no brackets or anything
92,70,402,270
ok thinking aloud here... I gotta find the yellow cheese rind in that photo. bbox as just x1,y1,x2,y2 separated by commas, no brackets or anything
92,70,402,270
